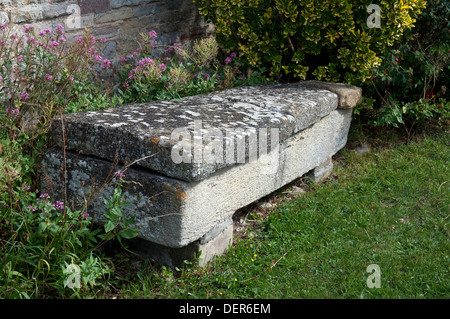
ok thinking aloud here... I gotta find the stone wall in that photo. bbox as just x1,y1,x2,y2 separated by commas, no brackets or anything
0,0,213,60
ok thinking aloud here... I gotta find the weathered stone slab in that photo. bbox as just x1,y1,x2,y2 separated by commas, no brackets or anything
302,80,363,109
42,108,353,249
51,83,339,182
42,81,360,266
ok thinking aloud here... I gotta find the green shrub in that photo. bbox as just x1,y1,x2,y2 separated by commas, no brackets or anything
358,0,449,129
195,0,426,84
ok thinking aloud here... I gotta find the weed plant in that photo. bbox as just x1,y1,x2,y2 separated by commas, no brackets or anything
0,24,133,298
117,30,268,103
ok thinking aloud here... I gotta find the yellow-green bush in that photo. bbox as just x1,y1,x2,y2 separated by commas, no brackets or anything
195,0,426,84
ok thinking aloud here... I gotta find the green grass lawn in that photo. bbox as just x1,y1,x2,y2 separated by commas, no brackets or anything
107,124,449,299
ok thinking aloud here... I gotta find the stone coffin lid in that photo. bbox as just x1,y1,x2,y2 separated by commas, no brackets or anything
50,81,361,182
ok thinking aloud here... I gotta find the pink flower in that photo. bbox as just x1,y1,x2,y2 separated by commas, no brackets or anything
44,74,53,81
56,24,64,35
5,108,20,118
49,41,59,48
395,57,399,62
100,38,107,43
23,25,34,34
83,211,89,219
113,170,126,183
55,201,64,210
120,57,127,63
20,92,29,100
224,56,232,64
158,63,167,71
173,43,184,56
17,55,23,62
148,30,157,38
95,55,103,62
230,52,237,59
137,57,154,67
114,170,126,179
101,59,111,69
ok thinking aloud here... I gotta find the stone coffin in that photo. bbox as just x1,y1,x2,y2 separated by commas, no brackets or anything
41,81,361,267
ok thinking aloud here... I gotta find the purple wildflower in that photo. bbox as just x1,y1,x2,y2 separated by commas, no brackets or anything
113,170,126,180
173,43,184,56
55,201,65,210
5,107,20,118
56,24,64,35
20,92,29,100
148,30,157,38
23,25,34,34
224,56,232,64
49,41,59,48
44,74,53,81
40,193,50,199
158,63,167,71
101,59,111,69
137,57,154,67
